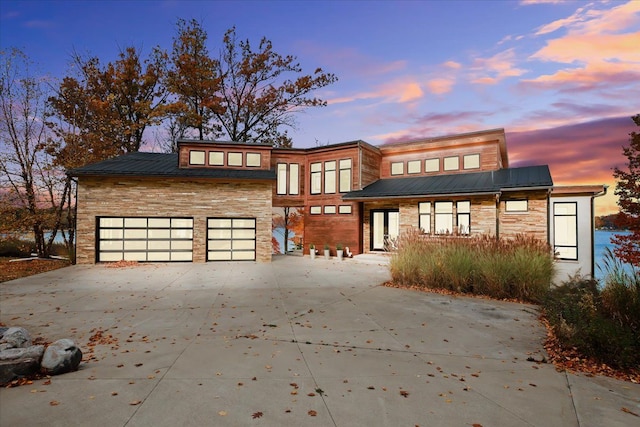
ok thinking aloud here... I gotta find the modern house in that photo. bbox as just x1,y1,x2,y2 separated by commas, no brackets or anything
69,128,606,281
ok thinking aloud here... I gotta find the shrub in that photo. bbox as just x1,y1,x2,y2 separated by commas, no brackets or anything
543,272,640,370
0,238,33,257
389,229,554,302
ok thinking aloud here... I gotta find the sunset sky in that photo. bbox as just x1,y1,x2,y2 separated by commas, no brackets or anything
1,0,638,215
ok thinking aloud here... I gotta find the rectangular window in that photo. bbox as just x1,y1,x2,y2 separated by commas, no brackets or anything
324,205,336,214
277,163,287,195
246,152,261,167
407,160,421,174
324,160,336,193
554,202,578,260
463,154,480,169
425,158,439,172
227,152,243,166
339,205,352,214
339,159,352,192
505,200,528,212
209,151,224,166
435,202,453,234
419,202,431,233
289,163,299,195
189,150,205,165
391,161,404,175
310,162,321,194
310,206,321,215
457,201,471,234
444,156,459,171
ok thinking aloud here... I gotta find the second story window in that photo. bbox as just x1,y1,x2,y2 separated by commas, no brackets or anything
246,153,261,167
277,163,287,195
463,154,480,170
425,158,439,172
391,161,404,175
189,150,205,165
407,160,421,174
339,159,352,192
310,162,321,194
324,160,336,193
209,151,224,166
444,156,459,171
276,163,300,195
228,152,242,167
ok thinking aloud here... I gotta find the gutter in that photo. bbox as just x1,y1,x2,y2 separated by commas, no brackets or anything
343,190,500,202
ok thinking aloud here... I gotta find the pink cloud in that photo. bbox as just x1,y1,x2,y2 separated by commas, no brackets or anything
328,78,424,105
469,49,527,85
427,78,454,95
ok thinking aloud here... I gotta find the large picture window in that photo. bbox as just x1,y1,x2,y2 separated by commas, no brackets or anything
419,202,431,233
554,202,578,260
339,159,352,192
435,202,453,234
324,160,336,194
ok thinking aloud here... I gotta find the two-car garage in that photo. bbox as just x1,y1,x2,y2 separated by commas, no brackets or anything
97,216,257,262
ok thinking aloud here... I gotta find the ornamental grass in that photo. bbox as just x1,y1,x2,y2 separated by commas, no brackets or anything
389,229,555,303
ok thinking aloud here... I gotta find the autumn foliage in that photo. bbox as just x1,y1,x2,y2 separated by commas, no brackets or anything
612,114,640,268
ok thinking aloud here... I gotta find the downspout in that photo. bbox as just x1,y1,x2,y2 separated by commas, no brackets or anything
71,176,78,265
547,188,552,249
591,186,609,278
495,192,501,239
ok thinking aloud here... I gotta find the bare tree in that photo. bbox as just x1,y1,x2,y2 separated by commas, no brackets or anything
0,48,69,258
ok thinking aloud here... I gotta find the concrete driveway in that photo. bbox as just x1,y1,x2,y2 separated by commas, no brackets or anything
1,255,638,426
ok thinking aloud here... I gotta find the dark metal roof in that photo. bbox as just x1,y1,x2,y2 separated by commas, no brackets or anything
343,165,553,200
68,152,276,180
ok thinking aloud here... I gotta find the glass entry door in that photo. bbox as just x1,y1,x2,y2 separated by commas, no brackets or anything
371,210,399,251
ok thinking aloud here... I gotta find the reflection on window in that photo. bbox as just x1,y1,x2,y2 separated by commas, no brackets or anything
435,202,453,234
457,201,470,234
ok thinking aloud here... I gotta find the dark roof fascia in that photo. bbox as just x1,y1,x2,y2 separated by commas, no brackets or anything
342,191,500,202
176,139,273,148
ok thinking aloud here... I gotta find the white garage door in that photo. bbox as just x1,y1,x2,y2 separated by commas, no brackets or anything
207,218,256,261
98,217,193,262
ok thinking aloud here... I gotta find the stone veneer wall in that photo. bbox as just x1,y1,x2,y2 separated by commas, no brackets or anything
76,177,273,264
499,191,549,241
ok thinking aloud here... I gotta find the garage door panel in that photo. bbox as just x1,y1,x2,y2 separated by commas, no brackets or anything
207,217,256,261
97,216,193,263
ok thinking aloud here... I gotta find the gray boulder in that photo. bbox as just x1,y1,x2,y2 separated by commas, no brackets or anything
41,339,82,375
0,327,32,349
0,345,44,385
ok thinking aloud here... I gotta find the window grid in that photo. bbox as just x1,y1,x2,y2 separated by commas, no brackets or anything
434,202,454,234
553,202,578,260
456,201,471,234
207,217,256,261
98,217,193,262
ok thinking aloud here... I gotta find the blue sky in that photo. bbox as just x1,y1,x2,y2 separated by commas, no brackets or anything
1,0,639,214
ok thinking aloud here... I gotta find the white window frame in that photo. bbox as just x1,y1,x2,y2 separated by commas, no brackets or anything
553,202,578,260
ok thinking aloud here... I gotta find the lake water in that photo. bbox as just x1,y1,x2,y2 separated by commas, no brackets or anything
594,230,633,282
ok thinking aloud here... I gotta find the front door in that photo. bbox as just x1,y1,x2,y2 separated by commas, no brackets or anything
371,210,399,251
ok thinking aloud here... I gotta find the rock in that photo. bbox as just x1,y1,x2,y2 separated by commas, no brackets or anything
0,345,44,385
41,339,82,375
0,327,8,337
0,327,32,349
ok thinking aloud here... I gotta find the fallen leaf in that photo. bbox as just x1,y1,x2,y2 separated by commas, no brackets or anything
252,411,263,419
472,424,484,427
621,407,639,417
130,400,142,405
49,400,59,406
400,390,409,398
218,410,227,416
308,410,317,417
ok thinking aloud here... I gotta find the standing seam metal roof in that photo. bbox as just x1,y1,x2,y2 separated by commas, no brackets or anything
342,165,553,199
68,152,276,180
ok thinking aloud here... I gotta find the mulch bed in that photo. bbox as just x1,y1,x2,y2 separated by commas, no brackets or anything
0,258,70,283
